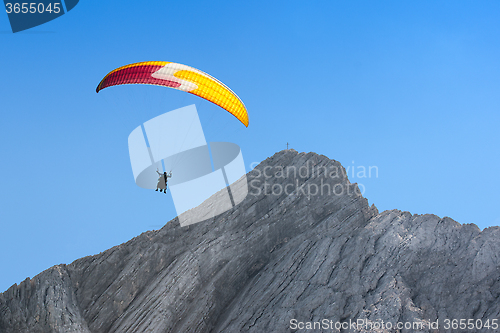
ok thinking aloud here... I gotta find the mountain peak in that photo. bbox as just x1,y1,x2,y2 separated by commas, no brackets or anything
1,150,498,333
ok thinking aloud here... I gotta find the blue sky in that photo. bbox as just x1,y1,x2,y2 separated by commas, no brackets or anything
1,1,499,292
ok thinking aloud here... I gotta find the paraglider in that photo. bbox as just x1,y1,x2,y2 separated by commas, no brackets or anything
96,61,249,127
96,62,250,226
155,169,172,194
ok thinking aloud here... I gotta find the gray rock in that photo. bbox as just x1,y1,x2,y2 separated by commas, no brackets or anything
1,150,499,333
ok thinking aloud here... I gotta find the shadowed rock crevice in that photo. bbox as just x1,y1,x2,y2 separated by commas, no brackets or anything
1,150,499,333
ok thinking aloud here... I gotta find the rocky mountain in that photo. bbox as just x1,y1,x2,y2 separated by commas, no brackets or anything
1,150,499,333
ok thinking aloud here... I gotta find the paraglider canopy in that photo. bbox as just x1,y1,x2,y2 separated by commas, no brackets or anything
96,61,249,127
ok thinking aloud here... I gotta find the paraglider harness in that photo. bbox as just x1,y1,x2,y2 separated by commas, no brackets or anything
156,169,172,193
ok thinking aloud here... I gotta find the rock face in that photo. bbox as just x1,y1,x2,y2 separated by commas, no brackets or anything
1,150,499,333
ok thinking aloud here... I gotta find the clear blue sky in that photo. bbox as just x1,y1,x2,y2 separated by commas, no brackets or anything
1,1,499,292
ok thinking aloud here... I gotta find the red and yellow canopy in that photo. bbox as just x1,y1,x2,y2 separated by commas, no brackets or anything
96,61,248,127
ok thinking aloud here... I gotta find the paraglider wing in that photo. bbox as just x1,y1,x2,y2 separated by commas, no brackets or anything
96,61,248,127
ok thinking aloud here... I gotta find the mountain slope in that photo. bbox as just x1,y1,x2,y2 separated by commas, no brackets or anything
1,150,499,333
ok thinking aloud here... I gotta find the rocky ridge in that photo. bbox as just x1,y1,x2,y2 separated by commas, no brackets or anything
1,150,499,333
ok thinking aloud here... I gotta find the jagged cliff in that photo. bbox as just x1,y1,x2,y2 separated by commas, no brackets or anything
1,150,499,333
